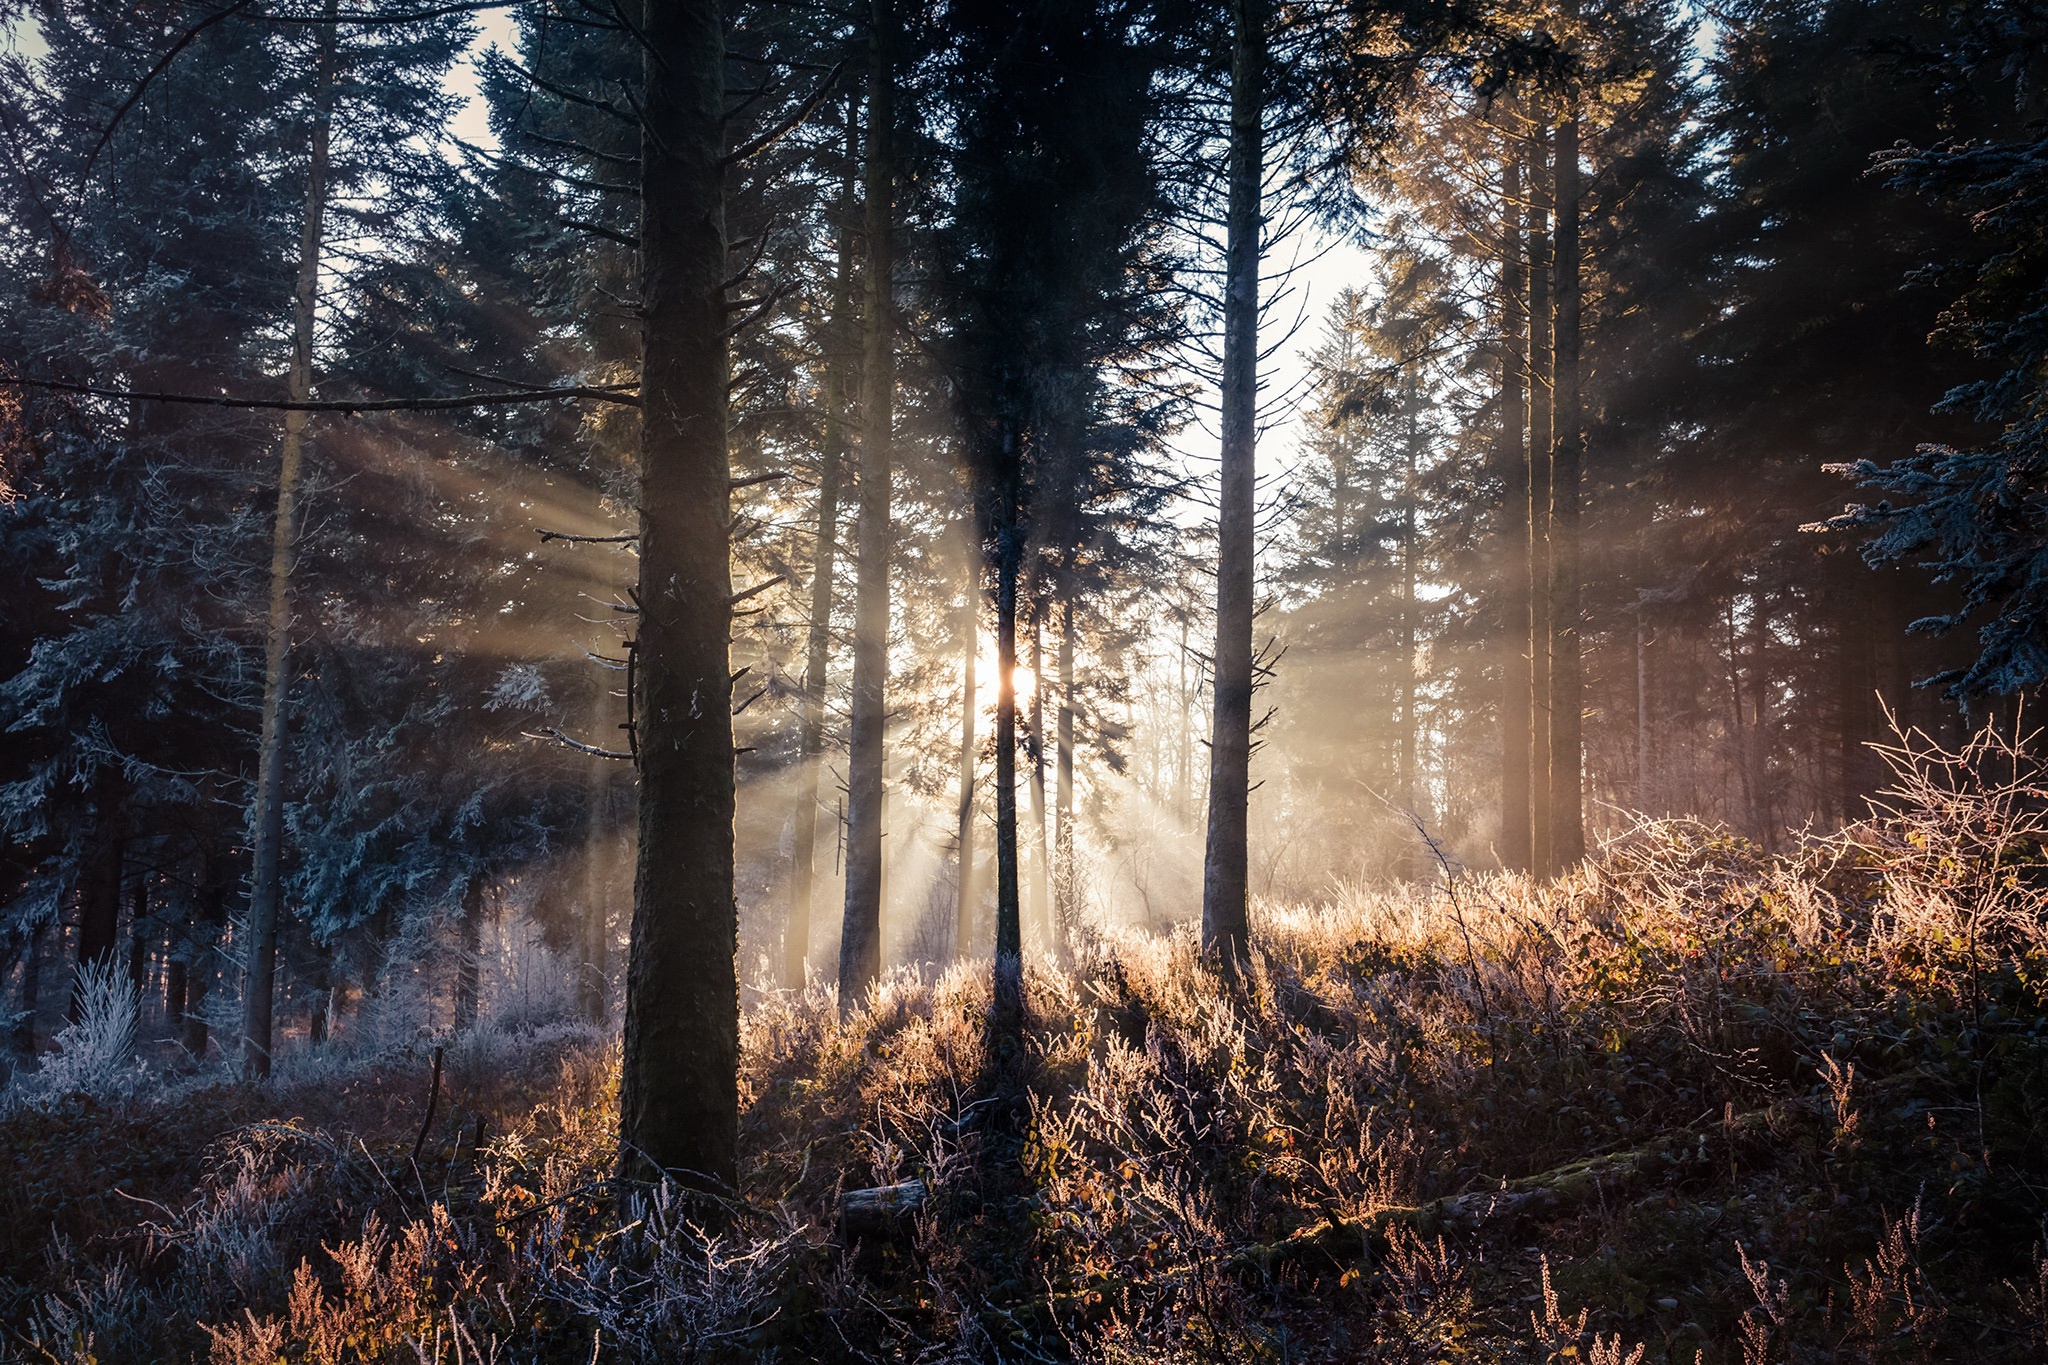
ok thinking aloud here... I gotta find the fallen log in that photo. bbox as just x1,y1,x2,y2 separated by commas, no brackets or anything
1240,1093,1830,1275
839,1179,927,1240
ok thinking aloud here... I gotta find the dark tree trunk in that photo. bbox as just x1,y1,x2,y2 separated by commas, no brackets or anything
126,866,149,998
165,957,187,1038
993,425,1024,1021
1201,0,1264,969
1497,148,1533,871
840,0,896,1008
1526,123,1555,879
618,0,739,1194
1054,587,1076,954
244,3,339,1079
953,546,980,960
1548,37,1585,870
1027,609,1051,954
454,875,484,1033
579,676,615,1024
788,101,857,991
74,795,123,1024
13,921,43,1060
1399,373,1421,820
184,854,226,1059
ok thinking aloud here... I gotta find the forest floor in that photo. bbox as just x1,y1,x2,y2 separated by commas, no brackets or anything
6,754,2048,1361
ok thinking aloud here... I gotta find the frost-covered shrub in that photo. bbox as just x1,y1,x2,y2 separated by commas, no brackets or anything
4,957,141,1108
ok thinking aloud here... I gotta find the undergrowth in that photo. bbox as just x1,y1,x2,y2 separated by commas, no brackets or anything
6,725,2048,1362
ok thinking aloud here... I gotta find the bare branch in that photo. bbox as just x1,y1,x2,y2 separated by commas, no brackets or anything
2,374,641,412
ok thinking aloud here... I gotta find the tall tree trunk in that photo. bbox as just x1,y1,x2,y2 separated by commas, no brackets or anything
1399,372,1420,819
1055,587,1076,954
13,921,43,1060
992,440,1024,1019
953,548,980,959
578,675,615,1023
1726,599,1755,830
839,0,895,1008
1201,0,1264,968
454,875,484,1033
618,0,738,1194
1526,122,1555,880
1635,589,1653,813
1497,148,1533,872
1834,552,1877,820
184,852,225,1058
787,102,857,992
787,104,858,991
126,869,149,1028
165,955,187,1039
243,4,339,1079
74,789,123,1023
1027,609,1051,956
1747,598,1774,846
1548,37,1585,870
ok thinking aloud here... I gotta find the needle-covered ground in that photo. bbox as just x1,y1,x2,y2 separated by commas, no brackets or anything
5,737,2048,1363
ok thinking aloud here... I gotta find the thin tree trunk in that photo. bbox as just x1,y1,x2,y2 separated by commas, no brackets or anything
1055,587,1076,956
184,853,225,1059
13,921,42,1060
618,0,739,1194
1399,372,1420,819
993,440,1024,1020
953,548,980,960
128,865,149,988
454,875,484,1033
1201,0,1264,969
1726,598,1754,829
1027,609,1051,956
74,792,123,1023
165,956,187,1039
839,0,895,1008
787,101,857,992
243,4,339,1079
1747,598,1774,846
1497,148,1533,871
1548,37,1585,870
1635,593,1653,813
1526,122,1555,880
126,870,149,1044
578,675,614,1023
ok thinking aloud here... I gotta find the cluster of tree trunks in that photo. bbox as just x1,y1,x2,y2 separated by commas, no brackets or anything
1498,51,1586,881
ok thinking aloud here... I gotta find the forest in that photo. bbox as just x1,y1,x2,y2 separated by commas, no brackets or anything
3,0,2048,1360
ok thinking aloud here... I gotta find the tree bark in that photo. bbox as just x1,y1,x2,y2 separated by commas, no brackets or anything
993,425,1024,1022
1201,0,1264,969
1497,149,1533,872
1399,372,1420,821
1548,35,1585,870
13,920,42,1060
1055,586,1076,955
184,852,225,1058
1526,121,1555,880
454,874,484,1032
839,0,895,1008
787,101,857,992
618,0,739,1194
74,789,123,1023
243,3,339,1079
953,547,980,960
126,868,149,1005
1027,609,1052,956
578,675,614,1024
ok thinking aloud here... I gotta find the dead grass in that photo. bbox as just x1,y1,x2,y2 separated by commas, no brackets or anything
6,725,2048,1361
